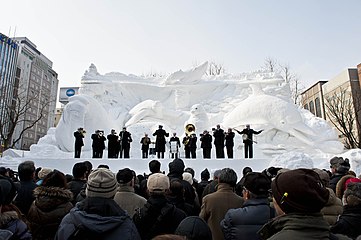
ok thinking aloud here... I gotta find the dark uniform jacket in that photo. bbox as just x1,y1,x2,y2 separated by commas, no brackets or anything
153,129,169,152
200,134,212,149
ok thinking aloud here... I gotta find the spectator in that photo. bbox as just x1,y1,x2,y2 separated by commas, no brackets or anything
133,173,187,239
313,168,343,225
258,168,350,240
175,216,212,240
329,157,350,193
196,168,211,205
221,172,273,240
199,168,244,240
201,169,221,198
113,168,147,218
235,166,253,196
0,176,32,239
56,168,140,240
335,174,361,199
27,170,73,240
13,161,37,216
67,162,87,204
139,160,162,199
167,178,196,216
36,167,52,185
331,182,361,239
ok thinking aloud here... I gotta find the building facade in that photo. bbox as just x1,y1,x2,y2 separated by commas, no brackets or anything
0,33,19,149
12,37,59,150
301,65,361,148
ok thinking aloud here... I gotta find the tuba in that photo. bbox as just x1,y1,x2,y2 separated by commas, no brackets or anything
185,124,196,135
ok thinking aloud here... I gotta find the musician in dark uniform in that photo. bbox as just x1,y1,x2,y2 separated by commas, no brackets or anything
119,127,132,158
235,124,263,158
182,133,191,159
107,129,119,158
189,133,197,159
140,133,151,158
169,132,181,159
213,124,225,158
74,128,85,158
225,128,235,158
91,130,106,158
200,130,212,159
153,125,169,159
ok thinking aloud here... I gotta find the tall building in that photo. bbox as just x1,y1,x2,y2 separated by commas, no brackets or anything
0,32,19,149
301,65,361,148
12,37,59,150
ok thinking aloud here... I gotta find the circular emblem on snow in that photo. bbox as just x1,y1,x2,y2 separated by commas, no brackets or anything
66,89,75,97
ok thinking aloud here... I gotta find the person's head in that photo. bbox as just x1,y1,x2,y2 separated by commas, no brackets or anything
184,167,195,178
147,173,170,195
159,125,163,129
72,162,88,179
175,216,212,240
182,172,193,185
343,182,361,206
116,168,134,186
18,161,35,181
77,127,83,132
168,158,185,176
335,175,361,199
213,169,221,180
243,172,271,199
262,167,283,180
145,133,148,137
83,161,93,178
201,168,210,181
216,124,220,129
169,179,184,197
122,127,126,131
42,170,67,188
0,177,17,206
242,166,253,176
312,168,330,188
149,160,161,174
246,124,250,129
86,168,118,199
37,168,52,180
111,129,116,134
330,156,350,174
173,132,177,137
228,128,232,132
218,168,237,187
271,168,329,215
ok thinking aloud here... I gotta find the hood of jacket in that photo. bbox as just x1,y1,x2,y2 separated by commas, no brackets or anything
33,186,73,211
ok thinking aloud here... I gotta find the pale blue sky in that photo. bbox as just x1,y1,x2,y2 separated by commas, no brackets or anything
1,0,360,88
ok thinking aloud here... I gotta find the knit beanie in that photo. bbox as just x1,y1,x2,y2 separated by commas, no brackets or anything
182,172,193,185
272,168,329,213
344,182,361,206
147,173,170,192
201,168,210,180
175,216,212,240
38,168,52,179
86,168,118,198
244,172,271,195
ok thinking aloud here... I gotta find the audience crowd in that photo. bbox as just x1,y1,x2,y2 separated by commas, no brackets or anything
0,156,360,239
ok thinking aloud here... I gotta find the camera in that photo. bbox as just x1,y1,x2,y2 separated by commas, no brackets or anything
212,128,215,131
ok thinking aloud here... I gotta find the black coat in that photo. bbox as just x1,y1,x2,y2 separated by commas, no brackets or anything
91,134,106,150
153,129,169,152
213,128,225,147
74,131,84,147
119,131,132,147
331,204,361,239
133,195,187,240
236,128,262,144
225,132,235,147
140,137,151,150
13,180,37,215
107,134,119,149
200,134,212,149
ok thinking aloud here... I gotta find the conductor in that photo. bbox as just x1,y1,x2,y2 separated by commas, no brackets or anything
153,125,169,159
235,124,263,158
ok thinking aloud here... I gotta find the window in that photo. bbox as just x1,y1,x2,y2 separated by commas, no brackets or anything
315,97,322,118
304,103,308,110
309,100,315,115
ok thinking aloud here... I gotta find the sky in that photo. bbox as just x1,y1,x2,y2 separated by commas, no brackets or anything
1,0,361,89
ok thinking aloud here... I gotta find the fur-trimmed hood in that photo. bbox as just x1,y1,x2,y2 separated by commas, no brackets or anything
33,186,73,211
0,210,19,228
336,175,360,199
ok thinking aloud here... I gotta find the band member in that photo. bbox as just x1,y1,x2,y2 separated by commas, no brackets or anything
119,127,132,158
182,133,191,158
169,132,181,159
153,125,169,159
225,128,235,158
140,133,151,158
213,124,225,158
200,130,212,159
189,133,197,158
91,130,106,158
74,128,85,158
235,124,263,158
107,129,119,158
